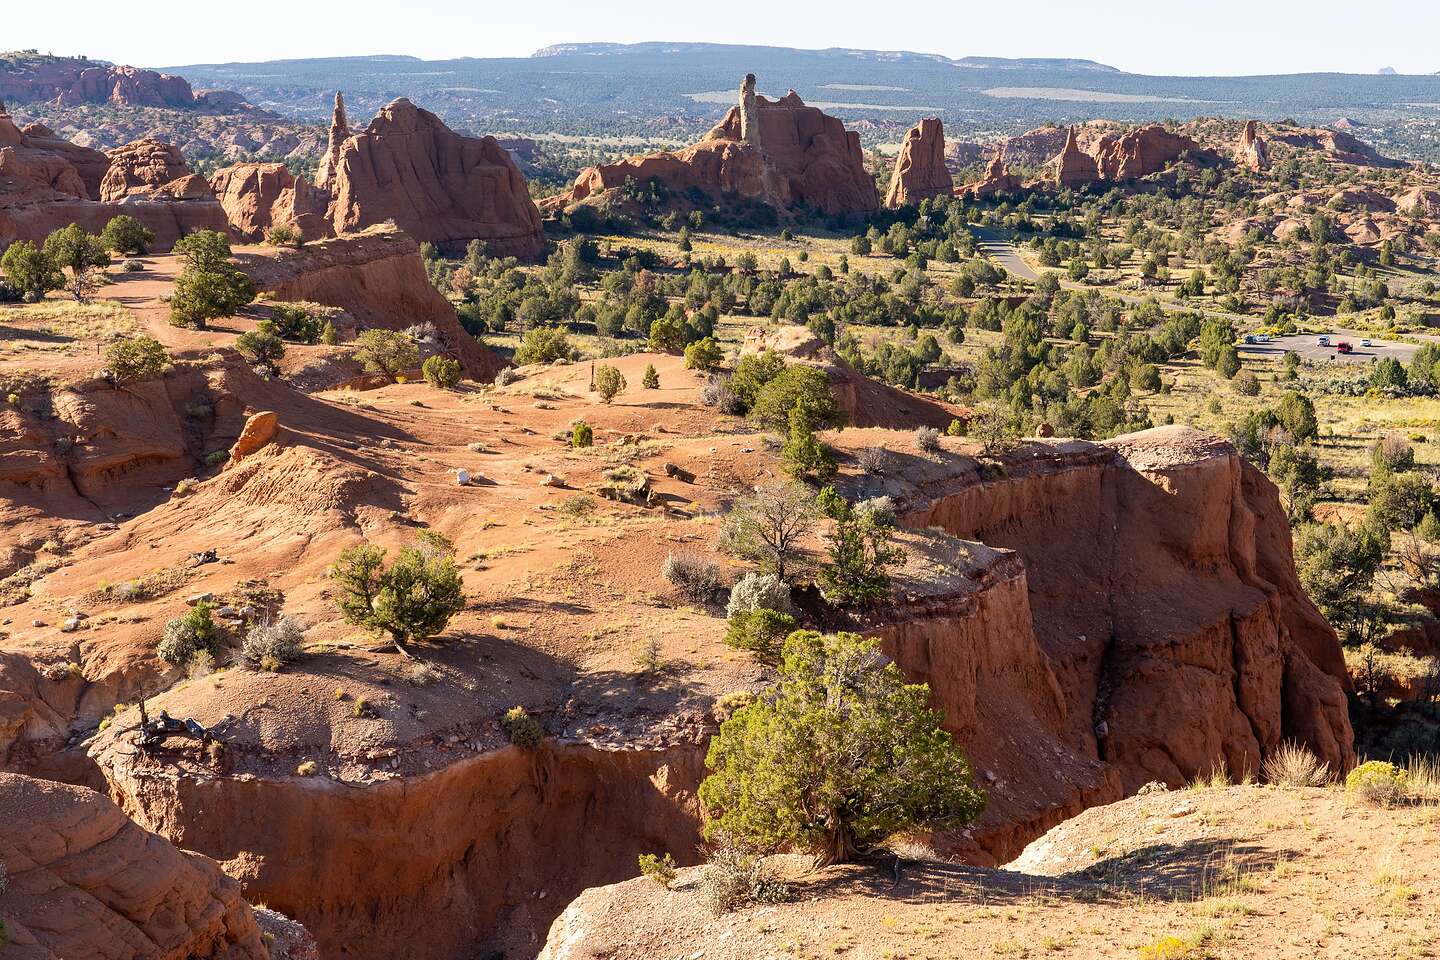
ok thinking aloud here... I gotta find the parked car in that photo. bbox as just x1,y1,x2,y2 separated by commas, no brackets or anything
1361,339,1373,347
1337,341,1353,354
1317,336,1330,346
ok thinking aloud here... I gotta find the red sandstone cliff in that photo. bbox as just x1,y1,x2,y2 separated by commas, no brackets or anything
552,74,879,217
885,117,952,208
0,771,270,960
237,225,506,381
322,97,545,258
1052,124,1208,188
210,162,332,242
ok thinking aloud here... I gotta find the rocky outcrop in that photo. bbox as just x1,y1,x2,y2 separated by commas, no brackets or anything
314,92,348,191
551,75,879,217
228,411,280,464
323,97,545,258
99,138,208,202
0,772,269,960
210,162,331,242
238,225,506,381
1270,126,1403,167
1052,124,1206,188
957,148,1023,199
1394,186,1440,218
1,105,229,249
1052,126,1099,188
1237,120,1270,171
897,427,1353,860
0,56,235,110
885,118,952,208
94,741,703,960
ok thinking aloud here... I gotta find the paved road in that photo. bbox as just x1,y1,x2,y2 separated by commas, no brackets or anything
1238,331,1418,364
969,227,1425,366
972,226,1041,282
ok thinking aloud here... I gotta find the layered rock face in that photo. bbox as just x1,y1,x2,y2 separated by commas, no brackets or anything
99,137,209,201
552,74,879,216
957,148,1023,198
238,225,506,381
898,427,1353,862
0,56,237,110
1052,124,1206,187
0,772,269,960
322,97,545,258
210,162,332,242
1,101,229,249
1269,126,1403,167
1237,120,1270,171
885,117,952,208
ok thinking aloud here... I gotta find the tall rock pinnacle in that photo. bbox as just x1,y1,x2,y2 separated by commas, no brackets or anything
316,91,350,190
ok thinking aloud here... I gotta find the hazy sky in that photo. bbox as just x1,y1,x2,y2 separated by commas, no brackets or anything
8,0,1437,76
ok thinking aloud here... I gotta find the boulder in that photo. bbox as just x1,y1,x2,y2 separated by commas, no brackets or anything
552,74,879,217
324,97,545,258
210,162,332,242
885,117,952,208
1236,120,1270,172
228,411,280,464
0,771,269,960
99,138,203,202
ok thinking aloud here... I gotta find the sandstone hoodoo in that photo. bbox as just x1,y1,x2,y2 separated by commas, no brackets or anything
1052,125,1099,188
1053,123,1208,187
322,95,546,258
885,117,952,208
550,74,879,217
0,771,273,959
957,147,1023,198
210,161,331,242
314,91,349,190
1237,119,1271,171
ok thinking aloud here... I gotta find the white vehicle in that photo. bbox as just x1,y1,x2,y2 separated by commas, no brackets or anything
1317,336,1330,346
1361,339,1373,348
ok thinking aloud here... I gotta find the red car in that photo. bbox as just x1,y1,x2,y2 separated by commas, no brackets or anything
1336,341,1353,354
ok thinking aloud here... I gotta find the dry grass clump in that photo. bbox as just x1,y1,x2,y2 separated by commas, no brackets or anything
697,837,790,916
1262,741,1332,787
662,552,721,603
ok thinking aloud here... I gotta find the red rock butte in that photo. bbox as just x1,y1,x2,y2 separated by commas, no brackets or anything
885,117,953,208
549,74,879,217
321,96,546,258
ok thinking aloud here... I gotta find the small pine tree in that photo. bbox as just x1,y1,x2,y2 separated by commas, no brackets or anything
571,420,593,448
642,363,660,389
321,320,339,345
781,406,836,481
594,363,626,403
329,531,465,656
422,354,462,388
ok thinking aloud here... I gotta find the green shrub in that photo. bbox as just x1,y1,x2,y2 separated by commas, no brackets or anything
266,225,302,247
0,239,62,301
329,531,465,654
354,329,420,382
514,326,579,365
781,406,836,481
320,320,339,345
169,231,254,328
269,304,324,343
236,320,286,373
817,487,904,606
684,337,724,371
750,365,843,432
1346,760,1409,806
156,601,219,665
726,572,792,619
105,336,170,383
571,420,593,448
101,215,156,255
502,706,543,748
700,631,985,865
44,224,111,300
205,450,229,468
422,354,463,388
724,608,797,662
637,852,678,887
641,363,660,389
594,363,626,403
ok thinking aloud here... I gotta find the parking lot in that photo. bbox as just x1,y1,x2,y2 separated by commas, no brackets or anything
1236,331,1419,365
